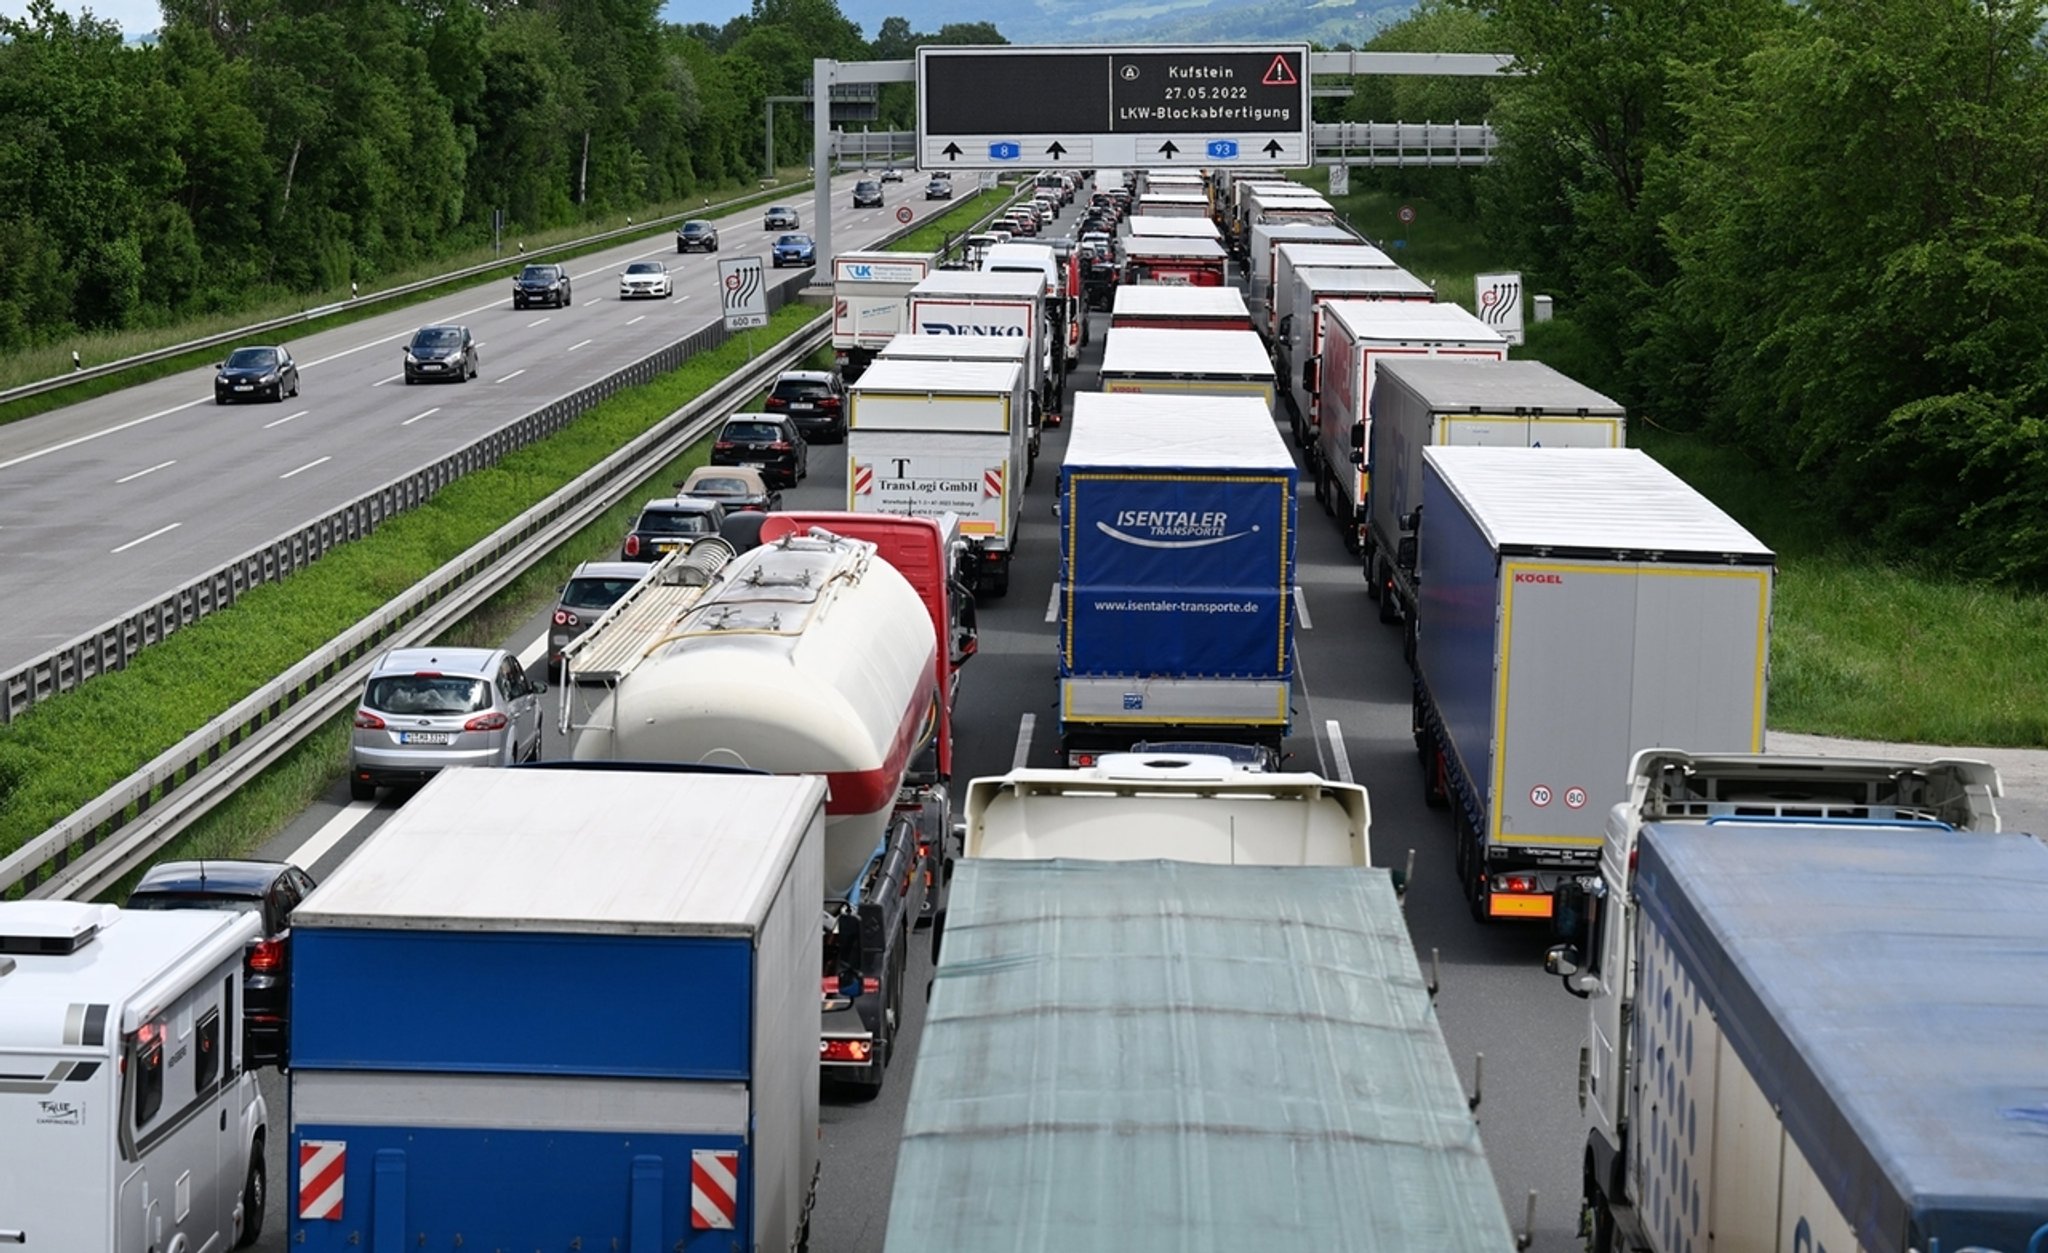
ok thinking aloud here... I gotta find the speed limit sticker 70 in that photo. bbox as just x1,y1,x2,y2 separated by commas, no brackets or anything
1529,785,1552,807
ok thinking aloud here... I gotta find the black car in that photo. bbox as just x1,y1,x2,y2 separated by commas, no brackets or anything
214,345,300,405
676,219,720,253
853,179,884,208
404,324,477,383
125,859,317,1069
925,177,954,201
621,497,729,560
512,263,572,309
764,369,847,443
710,414,807,489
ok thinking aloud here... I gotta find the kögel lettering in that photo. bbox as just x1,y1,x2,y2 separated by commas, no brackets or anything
1514,572,1563,584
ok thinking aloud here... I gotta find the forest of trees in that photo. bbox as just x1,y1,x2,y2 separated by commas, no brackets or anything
0,0,1000,351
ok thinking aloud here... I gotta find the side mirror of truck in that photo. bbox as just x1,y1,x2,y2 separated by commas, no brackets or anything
1277,314,1293,338
1395,535,1418,573
1545,944,1598,998
1349,424,1365,451
1301,360,1316,393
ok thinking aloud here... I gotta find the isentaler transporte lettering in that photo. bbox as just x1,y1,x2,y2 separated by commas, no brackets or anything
1113,510,1230,536
1091,598,1260,614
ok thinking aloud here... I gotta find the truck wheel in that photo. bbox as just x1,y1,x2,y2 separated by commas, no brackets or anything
1403,615,1420,670
1377,563,1401,624
1315,465,1331,513
236,1142,266,1248
988,568,1010,599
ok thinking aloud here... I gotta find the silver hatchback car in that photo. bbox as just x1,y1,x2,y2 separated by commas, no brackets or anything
348,647,545,800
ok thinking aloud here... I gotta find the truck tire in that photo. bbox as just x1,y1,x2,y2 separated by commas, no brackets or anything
1377,562,1401,624
1316,465,1332,513
236,1141,266,1248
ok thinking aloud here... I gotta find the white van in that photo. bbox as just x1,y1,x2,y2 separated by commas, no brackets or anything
0,902,269,1251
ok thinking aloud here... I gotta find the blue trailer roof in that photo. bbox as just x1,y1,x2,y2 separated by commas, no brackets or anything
1635,823,2048,1253
884,859,1515,1252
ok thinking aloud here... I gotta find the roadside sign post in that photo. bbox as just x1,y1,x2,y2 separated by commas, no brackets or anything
918,44,1312,170
1475,271,1525,345
720,255,770,358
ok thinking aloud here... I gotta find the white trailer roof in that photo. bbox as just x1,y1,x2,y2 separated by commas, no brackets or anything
1293,266,1434,299
1378,358,1625,415
1277,241,1396,269
295,768,828,936
1066,393,1291,470
1123,215,1223,241
1110,286,1251,319
1423,447,1772,559
909,270,1045,299
1100,328,1273,379
879,334,1030,364
1324,298,1506,346
1250,188,1333,207
1122,237,1228,261
850,358,1021,396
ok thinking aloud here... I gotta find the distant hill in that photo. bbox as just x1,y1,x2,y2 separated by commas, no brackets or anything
675,0,1418,47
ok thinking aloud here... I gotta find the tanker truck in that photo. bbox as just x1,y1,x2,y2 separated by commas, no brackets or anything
566,525,945,1094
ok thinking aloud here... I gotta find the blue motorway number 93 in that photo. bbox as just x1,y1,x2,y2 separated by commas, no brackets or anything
1206,139,1239,160
988,142,1021,161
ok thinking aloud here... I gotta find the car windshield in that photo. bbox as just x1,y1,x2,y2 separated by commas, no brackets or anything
561,576,641,610
723,421,783,442
857,181,879,191
683,221,711,234
224,348,277,368
519,266,555,281
363,674,491,715
412,328,461,347
626,262,663,274
777,235,811,247
687,476,753,496
769,206,793,215
124,892,262,912
638,510,712,536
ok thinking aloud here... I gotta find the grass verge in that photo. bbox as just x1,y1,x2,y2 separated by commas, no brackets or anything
887,186,1025,255
0,301,825,871
0,171,817,427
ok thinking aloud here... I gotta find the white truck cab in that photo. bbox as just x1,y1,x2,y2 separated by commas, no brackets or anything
0,901,269,1252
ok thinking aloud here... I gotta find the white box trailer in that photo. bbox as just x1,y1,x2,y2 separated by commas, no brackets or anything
1601,821,2048,1253
849,357,1028,598
1278,263,1430,446
1366,359,1625,625
907,269,1060,429
876,332,1038,462
1224,176,1300,246
1134,189,1210,219
1410,447,1774,922
1108,285,1254,333
1313,299,1507,553
1248,221,1362,317
831,250,933,380
964,753,1372,867
1099,327,1276,414
1123,213,1223,242
0,902,269,1252
1269,239,1398,340
1122,236,1229,287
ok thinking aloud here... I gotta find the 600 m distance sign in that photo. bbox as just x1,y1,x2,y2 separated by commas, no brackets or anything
919,44,1311,170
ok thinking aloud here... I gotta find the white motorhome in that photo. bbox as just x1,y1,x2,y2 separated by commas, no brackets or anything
0,902,269,1252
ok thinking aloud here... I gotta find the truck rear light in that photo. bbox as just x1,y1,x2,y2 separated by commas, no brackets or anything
353,710,386,730
464,711,510,732
984,550,1001,562
1493,874,1541,895
247,937,285,973
862,976,880,994
1072,753,1097,767
821,1039,873,1063
624,534,642,557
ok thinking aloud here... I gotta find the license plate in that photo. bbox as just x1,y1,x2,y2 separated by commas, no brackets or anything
234,384,253,391
790,403,814,412
656,541,680,553
422,363,444,371
743,462,766,470
399,731,452,745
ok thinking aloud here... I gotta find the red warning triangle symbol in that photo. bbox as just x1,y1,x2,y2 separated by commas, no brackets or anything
1261,55,1298,87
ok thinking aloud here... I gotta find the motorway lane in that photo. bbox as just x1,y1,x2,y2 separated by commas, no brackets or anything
0,172,927,673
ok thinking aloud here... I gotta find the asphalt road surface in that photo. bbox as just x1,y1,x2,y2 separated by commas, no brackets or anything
229,181,2048,1253
0,171,930,676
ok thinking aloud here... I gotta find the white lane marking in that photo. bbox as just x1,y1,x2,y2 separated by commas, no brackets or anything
282,799,376,872
1044,583,1061,624
265,409,311,429
1012,713,1036,770
627,314,646,325
1294,586,1312,630
1323,719,1355,785
567,339,594,352
495,369,526,384
401,407,441,426
526,317,551,328
517,630,548,672
372,373,404,387
116,460,176,484
0,396,208,473
279,456,331,480
583,297,603,306
111,522,181,554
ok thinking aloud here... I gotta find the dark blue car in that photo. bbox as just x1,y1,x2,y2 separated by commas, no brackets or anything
772,233,816,268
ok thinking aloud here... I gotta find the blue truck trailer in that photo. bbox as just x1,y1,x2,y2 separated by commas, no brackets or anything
285,766,825,1253
1056,392,1298,767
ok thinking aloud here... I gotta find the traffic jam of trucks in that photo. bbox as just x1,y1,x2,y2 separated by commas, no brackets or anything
12,164,2045,1253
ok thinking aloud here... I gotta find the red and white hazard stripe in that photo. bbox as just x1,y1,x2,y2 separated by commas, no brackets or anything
983,467,1004,499
852,463,874,496
298,1140,345,1220
691,1148,740,1230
